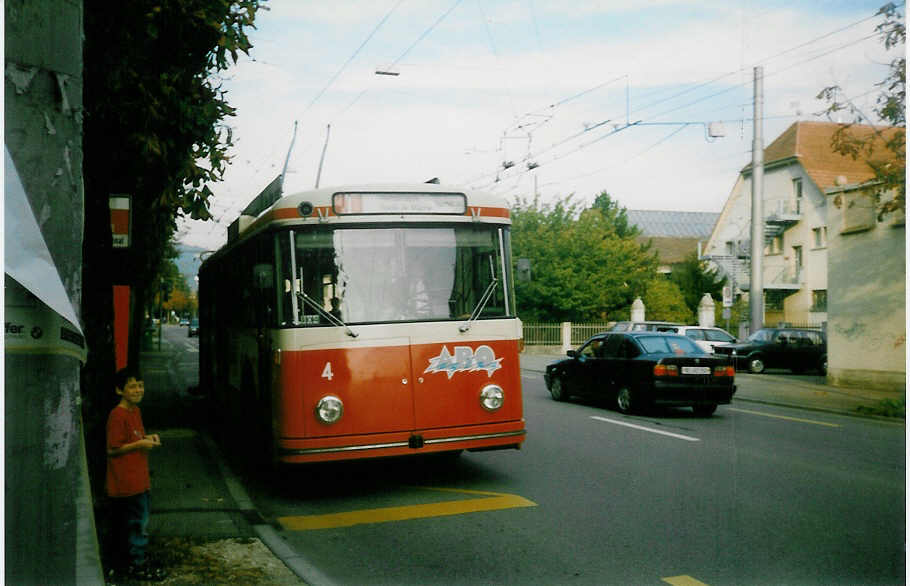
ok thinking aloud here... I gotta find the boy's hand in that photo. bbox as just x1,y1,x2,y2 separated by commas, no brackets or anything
146,433,161,445
137,437,160,450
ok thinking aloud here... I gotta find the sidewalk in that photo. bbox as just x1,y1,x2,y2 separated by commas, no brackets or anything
520,352,906,420
95,339,312,585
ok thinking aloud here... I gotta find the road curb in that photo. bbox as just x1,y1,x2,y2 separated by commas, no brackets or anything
200,433,335,586
732,397,905,423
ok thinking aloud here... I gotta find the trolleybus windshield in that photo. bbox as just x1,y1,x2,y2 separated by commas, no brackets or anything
277,225,513,326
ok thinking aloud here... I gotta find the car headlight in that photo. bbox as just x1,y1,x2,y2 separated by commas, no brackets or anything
315,395,344,424
479,384,504,411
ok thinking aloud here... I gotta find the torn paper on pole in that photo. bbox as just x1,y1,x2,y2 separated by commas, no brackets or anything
5,146,87,362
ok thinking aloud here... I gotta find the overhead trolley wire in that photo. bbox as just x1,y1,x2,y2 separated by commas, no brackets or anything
381,0,465,72
302,0,405,115
647,28,886,123
469,9,896,191
333,0,465,120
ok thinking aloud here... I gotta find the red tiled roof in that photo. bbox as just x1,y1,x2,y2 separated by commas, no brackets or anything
743,121,901,191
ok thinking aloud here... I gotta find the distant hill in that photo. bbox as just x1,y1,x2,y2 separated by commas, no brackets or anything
175,244,208,291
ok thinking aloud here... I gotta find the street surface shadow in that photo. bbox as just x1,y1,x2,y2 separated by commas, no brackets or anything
557,393,733,420
232,449,510,503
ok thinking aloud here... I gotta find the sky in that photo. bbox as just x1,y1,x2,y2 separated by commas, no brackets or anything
176,0,900,251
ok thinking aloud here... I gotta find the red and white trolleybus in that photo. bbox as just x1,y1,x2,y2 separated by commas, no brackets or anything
198,182,525,464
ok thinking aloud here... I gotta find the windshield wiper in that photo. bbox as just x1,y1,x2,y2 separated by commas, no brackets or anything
297,291,358,338
459,277,499,333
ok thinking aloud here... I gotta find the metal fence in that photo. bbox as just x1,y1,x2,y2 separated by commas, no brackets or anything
522,322,614,348
568,323,613,345
521,322,563,346
523,320,825,350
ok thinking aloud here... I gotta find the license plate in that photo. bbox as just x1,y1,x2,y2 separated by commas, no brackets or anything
682,366,711,375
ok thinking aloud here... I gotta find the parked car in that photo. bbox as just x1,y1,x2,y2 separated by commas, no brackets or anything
609,320,683,332
188,318,199,337
179,317,190,326
544,331,736,416
713,327,826,374
652,325,738,354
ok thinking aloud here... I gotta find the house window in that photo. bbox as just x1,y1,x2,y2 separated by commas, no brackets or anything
725,240,735,256
792,245,803,281
793,178,803,213
765,290,787,311
811,290,827,312
765,235,783,255
812,227,826,248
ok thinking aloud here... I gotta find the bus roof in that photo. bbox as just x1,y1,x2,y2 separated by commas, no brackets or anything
276,183,509,215
224,182,512,245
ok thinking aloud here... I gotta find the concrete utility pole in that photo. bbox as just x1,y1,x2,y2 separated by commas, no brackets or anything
749,66,765,332
5,1,101,583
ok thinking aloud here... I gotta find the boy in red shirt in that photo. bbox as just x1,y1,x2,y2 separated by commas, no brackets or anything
106,367,163,580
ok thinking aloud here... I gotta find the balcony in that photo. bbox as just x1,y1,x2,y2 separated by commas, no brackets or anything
765,265,803,290
766,198,801,226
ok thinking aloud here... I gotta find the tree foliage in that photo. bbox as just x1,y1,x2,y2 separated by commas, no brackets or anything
641,278,693,324
668,251,727,316
511,192,658,322
82,0,262,369
817,2,905,216
80,1,263,494
157,241,198,319
590,192,639,239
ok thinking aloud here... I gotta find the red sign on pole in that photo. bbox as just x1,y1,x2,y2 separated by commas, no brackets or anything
110,195,130,248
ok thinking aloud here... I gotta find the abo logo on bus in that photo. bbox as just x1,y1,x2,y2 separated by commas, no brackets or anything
424,345,503,379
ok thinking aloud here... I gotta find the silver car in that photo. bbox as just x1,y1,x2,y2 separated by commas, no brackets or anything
653,325,737,354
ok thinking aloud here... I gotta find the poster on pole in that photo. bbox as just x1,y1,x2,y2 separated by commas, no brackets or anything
110,194,131,248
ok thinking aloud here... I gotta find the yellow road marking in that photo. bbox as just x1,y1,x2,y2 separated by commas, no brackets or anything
278,488,536,531
730,407,840,427
662,575,709,586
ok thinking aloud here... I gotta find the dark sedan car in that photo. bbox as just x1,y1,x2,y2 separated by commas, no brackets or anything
544,332,736,416
713,327,826,374
188,318,199,337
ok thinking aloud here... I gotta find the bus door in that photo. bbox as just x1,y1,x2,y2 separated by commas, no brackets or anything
409,339,521,430
298,339,416,438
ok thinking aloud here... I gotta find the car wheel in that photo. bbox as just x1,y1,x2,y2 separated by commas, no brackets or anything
693,404,717,416
615,386,635,414
748,356,765,374
549,377,568,401
819,357,827,375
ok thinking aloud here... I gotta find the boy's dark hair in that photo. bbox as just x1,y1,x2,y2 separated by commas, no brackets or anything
115,367,142,391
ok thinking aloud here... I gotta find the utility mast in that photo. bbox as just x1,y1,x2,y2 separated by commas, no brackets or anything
749,66,764,332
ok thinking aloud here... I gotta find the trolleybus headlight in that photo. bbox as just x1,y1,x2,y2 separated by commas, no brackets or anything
479,385,504,412
315,395,344,424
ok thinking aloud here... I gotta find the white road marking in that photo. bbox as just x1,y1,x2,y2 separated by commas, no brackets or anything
590,416,701,442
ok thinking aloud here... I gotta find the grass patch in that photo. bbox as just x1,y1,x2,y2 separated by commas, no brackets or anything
856,397,905,419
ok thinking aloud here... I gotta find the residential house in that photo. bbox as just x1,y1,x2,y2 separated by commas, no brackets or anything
702,121,900,329
626,210,719,275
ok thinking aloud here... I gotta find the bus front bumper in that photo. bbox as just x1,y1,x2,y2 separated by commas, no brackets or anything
276,420,526,464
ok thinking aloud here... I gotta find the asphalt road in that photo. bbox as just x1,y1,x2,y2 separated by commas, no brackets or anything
245,373,904,585
156,326,905,585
